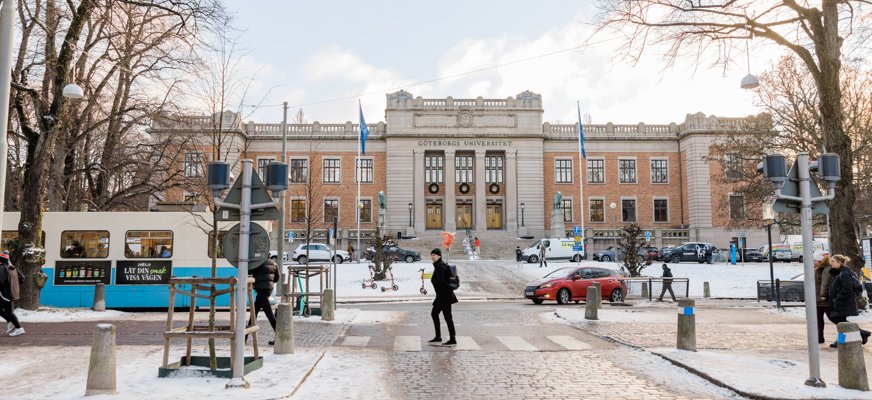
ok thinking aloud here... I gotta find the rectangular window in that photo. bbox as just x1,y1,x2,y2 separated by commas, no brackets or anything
650,159,668,184
619,159,637,183
61,231,110,258
257,158,274,180
654,199,669,223
485,155,504,183
291,199,306,222
561,199,573,222
207,230,228,258
621,199,637,223
356,159,373,183
125,230,173,258
425,155,444,184
184,152,204,177
589,199,605,223
587,159,604,183
323,159,341,183
358,199,372,223
724,154,743,180
729,194,746,220
290,159,308,183
324,199,339,223
455,155,473,184
555,159,573,183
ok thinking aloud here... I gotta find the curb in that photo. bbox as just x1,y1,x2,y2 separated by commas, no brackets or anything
552,309,791,400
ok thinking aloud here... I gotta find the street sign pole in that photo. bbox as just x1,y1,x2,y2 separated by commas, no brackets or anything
796,154,823,388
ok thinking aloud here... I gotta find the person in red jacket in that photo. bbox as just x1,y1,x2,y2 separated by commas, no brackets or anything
474,237,481,257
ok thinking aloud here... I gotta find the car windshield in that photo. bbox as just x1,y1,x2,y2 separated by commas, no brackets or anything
543,267,576,278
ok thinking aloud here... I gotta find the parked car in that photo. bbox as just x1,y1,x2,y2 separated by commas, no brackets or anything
660,242,719,264
757,274,805,302
521,238,585,263
658,246,676,261
524,266,627,305
592,246,647,262
268,250,290,262
771,248,793,263
641,246,659,261
291,243,351,264
742,248,764,262
364,245,421,263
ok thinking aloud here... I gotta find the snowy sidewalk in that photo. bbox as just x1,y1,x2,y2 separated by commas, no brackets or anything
554,302,872,399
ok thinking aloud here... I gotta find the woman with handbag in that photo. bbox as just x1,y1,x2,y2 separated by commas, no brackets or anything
826,254,870,348
0,250,25,336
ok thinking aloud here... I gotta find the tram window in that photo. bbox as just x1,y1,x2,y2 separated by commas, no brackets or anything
61,231,109,258
1,231,18,252
208,230,228,258
126,230,173,258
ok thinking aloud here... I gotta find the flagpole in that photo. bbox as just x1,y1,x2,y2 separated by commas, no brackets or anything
357,101,362,264
577,101,586,266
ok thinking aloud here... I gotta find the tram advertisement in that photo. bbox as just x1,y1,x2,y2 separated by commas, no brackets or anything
55,261,112,285
115,261,172,285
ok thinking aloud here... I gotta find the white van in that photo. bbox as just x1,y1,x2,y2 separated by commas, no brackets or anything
522,238,585,263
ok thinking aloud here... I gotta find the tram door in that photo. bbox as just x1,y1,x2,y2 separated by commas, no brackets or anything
486,204,502,229
456,204,473,230
426,204,443,230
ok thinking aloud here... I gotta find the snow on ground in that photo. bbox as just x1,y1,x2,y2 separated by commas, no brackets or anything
766,306,872,323
349,310,406,325
15,307,130,322
654,348,872,400
610,347,744,399
289,349,392,399
553,307,672,323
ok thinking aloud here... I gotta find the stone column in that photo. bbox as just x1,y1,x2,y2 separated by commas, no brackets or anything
475,149,487,231
413,150,426,232
445,150,456,231
505,150,518,234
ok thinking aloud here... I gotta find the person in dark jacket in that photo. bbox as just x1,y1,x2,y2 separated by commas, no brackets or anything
657,264,675,301
826,254,870,348
250,259,279,343
813,254,831,343
428,248,457,346
0,251,25,336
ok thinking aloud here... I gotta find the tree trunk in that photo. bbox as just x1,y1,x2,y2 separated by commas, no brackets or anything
17,135,55,310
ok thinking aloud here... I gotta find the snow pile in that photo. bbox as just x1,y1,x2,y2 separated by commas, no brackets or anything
765,306,872,323
350,310,406,325
611,348,743,399
15,307,130,323
553,307,671,324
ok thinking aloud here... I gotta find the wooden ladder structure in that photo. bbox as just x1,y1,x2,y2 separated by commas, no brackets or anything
161,277,259,369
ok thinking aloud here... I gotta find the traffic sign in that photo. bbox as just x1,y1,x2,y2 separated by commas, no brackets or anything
573,226,581,236
222,222,271,270
216,171,281,221
287,231,295,242
573,245,583,251
574,236,582,243
771,162,829,215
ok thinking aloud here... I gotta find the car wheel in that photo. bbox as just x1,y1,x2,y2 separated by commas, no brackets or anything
405,255,415,263
297,255,308,265
572,254,581,262
601,255,611,262
270,255,277,261
333,255,343,263
798,256,803,263
532,299,544,305
556,288,571,305
670,254,680,263
528,254,539,263
610,288,624,303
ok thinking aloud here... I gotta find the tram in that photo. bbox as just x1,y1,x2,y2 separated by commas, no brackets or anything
1,212,268,308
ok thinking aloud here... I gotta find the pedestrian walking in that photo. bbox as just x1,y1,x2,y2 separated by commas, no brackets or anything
538,241,548,268
474,237,481,257
347,242,355,262
658,264,676,301
250,258,279,345
515,246,523,263
0,251,25,337
428,248,457,346
826,254,871,348
813,253,831,344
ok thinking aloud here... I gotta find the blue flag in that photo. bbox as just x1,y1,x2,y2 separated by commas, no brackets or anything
359,101,370,155
577,102,587,159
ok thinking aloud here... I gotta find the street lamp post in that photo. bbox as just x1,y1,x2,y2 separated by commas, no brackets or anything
408,202,413,227
520,202,525,227
762,203,778,306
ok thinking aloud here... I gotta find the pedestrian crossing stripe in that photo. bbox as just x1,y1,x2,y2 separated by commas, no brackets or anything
394,336,422,351
496,336,538,351
546,335,591,350
339,335,591,352
340,336,371,347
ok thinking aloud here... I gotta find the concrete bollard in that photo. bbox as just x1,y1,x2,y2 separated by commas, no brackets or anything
837,322,869,391
584,286,598,320
703,282,710,299
592,282,602,309
321,289,335,321
93,283,106,312
274,303,295,354
676,299,696,352
85,324,116,396
641,282,649,299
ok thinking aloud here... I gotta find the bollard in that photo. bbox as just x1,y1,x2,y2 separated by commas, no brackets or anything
837,322,869,391
93,283,106,312
676,299,696,352
703,282,710,299
592,282,602,309
641,282,649,299
85,324,116,396
584,286,598,320
274,303,294,354
322,289,335,321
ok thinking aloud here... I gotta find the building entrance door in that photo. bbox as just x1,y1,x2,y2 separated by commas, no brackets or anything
456,204,472,230
486,204,503,229
426,204,443,230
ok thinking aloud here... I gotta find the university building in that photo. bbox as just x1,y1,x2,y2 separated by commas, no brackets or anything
150,90,772,255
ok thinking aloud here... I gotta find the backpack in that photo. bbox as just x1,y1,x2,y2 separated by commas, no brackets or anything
448,264,460,290
848,269,864,295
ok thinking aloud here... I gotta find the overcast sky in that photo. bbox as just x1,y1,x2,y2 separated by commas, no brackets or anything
221,1,782,126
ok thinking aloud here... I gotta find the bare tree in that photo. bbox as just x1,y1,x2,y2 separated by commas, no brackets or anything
596,0,872,264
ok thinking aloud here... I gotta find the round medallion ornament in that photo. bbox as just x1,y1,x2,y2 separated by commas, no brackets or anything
459,183,470,194
428,183,440,194
457,111,473,127
489,183,500,194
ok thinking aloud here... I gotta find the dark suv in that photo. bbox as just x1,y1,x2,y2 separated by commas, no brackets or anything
661,242,719,264
364,245,421,263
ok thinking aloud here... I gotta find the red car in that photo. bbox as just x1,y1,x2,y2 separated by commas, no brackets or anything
524,267,626,304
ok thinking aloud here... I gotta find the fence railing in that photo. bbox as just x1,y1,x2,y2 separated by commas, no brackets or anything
621,277,690,301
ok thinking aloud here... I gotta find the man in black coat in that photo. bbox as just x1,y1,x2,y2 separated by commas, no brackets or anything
251,259,279,343
657,264,676,301
429,248,457,346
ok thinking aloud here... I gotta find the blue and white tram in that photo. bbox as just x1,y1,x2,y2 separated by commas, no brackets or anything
1,212,265,308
